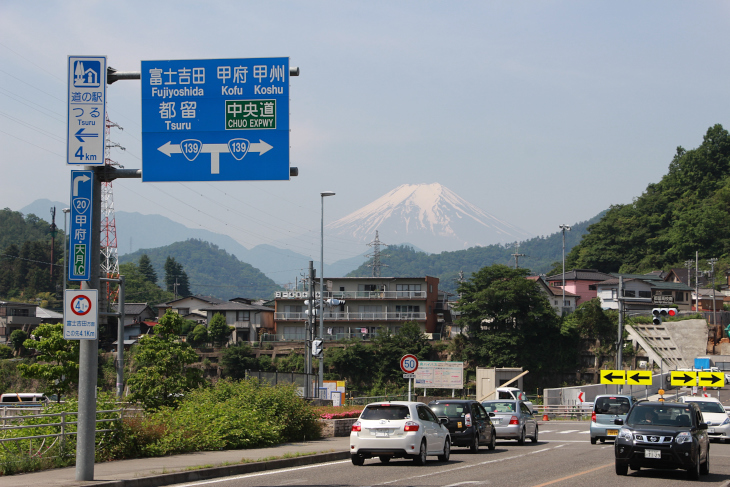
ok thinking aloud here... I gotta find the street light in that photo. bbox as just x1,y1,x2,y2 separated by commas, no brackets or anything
559,224,571,315
319,191,335,397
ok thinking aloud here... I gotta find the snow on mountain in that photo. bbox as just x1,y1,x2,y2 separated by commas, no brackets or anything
326,183,533,253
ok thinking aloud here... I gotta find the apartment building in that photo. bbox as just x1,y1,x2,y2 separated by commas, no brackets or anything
273,276,443,341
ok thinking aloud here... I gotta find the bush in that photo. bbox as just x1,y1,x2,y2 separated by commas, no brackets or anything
0,344,12,359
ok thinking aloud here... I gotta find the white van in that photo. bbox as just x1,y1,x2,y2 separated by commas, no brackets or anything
0,393,49,404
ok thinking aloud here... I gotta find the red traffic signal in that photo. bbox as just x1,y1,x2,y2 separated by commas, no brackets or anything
652,307,677,324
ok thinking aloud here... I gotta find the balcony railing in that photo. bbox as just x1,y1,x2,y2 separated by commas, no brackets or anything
274,312,427,321
261,332,442,342
276,290,426,300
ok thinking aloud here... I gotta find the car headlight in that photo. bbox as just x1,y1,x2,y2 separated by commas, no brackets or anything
617,428,633,440
676,432,692,444
721,417,730,426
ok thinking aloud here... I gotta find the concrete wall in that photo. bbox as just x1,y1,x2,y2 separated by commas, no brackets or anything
665,319,709,362
475,367,524,401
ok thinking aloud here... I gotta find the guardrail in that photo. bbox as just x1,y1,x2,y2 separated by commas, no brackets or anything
533,404,592,420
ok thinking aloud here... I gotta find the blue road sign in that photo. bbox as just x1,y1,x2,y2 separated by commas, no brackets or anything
69,170,93,281
67,56,106,165
141,57,290,182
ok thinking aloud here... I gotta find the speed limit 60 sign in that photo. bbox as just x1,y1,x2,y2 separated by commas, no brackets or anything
400,354,419,374
64,289,98,340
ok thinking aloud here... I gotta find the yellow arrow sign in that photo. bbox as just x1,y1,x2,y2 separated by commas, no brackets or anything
670,371,697,387
626,371,653,386
698,371,725,387
600,370,626,385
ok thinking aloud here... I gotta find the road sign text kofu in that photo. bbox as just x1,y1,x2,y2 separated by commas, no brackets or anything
68,170,94,281
141,57,290,182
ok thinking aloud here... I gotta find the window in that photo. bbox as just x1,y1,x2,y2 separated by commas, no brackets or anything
639,291,651,298
236,310,250,322
395,305,420,318
396,284,422,297
9,308,29,317
611,289,617,299
176,308,189,315
623,290,635,298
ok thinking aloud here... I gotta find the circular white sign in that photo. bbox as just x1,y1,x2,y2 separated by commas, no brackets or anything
400,354,419,374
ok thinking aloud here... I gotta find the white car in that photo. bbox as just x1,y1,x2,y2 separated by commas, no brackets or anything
350,401,451,465
680,395,730,442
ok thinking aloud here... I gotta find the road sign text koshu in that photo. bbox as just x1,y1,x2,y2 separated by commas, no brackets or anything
141,57,290,182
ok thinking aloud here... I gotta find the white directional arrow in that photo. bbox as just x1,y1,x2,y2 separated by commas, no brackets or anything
73,174,91,197
157,139,273,174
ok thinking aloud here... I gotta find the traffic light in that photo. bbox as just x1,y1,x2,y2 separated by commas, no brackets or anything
312,339,323,357
652,307,676,325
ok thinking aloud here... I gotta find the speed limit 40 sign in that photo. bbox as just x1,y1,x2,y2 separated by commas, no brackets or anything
400,354,419,374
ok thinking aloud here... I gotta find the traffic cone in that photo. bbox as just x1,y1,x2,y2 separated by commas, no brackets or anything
542,413,549,421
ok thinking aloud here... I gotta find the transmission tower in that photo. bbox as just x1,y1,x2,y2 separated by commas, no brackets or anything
100,114,125,302
365,231,389,277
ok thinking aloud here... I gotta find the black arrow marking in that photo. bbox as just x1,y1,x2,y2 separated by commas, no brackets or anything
603,372,623,382
700,374,722,385
629,372,651,382
674,373,695,384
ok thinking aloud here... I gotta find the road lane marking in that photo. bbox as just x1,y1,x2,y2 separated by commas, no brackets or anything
554,444,566,448
558,430,578,434
529,448,551,454
171,460,351,486
530,463,613,487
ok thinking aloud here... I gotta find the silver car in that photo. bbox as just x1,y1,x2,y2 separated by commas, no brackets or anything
482,399,538,444
589,394,635,444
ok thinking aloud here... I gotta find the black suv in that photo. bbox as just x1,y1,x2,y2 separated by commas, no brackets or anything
429,400,496,452
614,401,710,479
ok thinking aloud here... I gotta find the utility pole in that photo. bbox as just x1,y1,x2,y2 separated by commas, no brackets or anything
511,244,526,269
709,257,718,349
306,262,315,398
559,224,571,316
696,251,700,312
616,276,624,393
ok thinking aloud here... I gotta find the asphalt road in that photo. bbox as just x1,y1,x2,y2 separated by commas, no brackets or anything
168,421,730,487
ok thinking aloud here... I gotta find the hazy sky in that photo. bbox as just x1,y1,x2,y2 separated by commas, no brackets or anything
2,1,729,264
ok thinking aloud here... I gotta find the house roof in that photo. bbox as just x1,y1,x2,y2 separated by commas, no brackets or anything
544,269,614,282
595,277,693,291
112,303,154,316
0,300,36,307
610,272,664,281
200,301,274,312
157,295,227,307
527,276,578,298
36,307,62,319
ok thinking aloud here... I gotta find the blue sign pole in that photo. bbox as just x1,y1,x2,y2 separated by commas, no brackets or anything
141,57,290,182
69,170,94,281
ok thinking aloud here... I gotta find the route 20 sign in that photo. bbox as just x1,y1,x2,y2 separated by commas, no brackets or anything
64,290,98,340
400,354,419,374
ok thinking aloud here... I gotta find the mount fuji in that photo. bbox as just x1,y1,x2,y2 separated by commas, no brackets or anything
326,183,533,254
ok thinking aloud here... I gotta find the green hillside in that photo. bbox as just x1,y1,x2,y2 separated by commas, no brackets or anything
346,212,603,294
120,239,283,300
566,124,730,275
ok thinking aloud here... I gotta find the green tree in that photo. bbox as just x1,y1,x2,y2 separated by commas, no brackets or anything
9,329,27,354
119,262,174,304
127,310,205,411
208,313,232,347
164,256,191,297
221,342,258,378
17,323,79,401
138,254,158,284
187,324,209,348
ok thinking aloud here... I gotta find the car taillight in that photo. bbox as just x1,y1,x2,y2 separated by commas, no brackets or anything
509,416,519,425
465,413,472,427
404,421,420,432
591,412,596,423
351,421,361,432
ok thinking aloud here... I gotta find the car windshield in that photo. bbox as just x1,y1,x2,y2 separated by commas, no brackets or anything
686,401,725,414
431,403,469,418
594,396,630,415
627,405,693,427
360,405,411,420
483,401,516,413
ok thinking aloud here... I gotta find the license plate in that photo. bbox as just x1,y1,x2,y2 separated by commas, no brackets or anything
709,428,715,433
375,430,389,437
458,422,462,428
607,429,618,436
493,419,501,424
645,449,661,459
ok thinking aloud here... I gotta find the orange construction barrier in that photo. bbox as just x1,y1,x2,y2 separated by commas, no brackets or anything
542,413,549,421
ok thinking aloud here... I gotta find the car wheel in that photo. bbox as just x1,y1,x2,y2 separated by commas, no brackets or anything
687,450,700,480
590,437,597,445
438,439,451,462
517,428,525,445
413,440,427,466
615,460,628,476
379,456,391,464
531,425,539,443
700,447,710,475
488,430,496,450
351,454,365,466
470,433,479,453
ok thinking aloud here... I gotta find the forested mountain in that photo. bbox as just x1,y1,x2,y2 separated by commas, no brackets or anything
346,212,603,294
0,208,63,302
120,239,283,300
566,124,730,275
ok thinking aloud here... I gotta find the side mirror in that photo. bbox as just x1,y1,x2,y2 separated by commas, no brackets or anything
440,417,448,425
489,412,495,417
614,418,624,425
699,423,708,430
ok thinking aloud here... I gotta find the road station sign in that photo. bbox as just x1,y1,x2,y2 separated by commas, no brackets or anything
64,289,98,340
68,170,93,281
67,55,106,165
600,369,626,385
400,354,419,374
626,371,653,386
670,371,697,387
698,371,724,387
141,57,290,182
